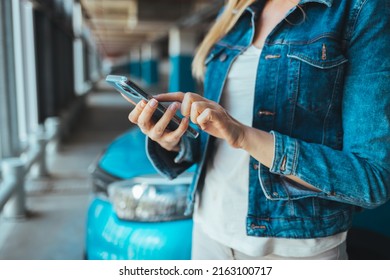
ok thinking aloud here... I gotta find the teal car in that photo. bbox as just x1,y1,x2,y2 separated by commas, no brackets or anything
85,127,194,260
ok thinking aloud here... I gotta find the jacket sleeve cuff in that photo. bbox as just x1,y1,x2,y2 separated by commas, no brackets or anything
174,136,195,164
264,131,327,200
146,137,195,180
269,131,299,176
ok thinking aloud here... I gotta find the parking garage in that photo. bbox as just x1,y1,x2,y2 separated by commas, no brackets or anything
0,0,389,263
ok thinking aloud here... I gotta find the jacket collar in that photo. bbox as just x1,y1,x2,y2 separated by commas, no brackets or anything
247,0,333,13
299,0,333,7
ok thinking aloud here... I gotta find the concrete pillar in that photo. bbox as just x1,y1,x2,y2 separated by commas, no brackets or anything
44,117,61,154
1,158,26,219
141,44,159,86
129,48,142,79
168,28,197,93
31,132,49,178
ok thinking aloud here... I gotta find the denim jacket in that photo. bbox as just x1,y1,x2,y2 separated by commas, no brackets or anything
147,0,390,238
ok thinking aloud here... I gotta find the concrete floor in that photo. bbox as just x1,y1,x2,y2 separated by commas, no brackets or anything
0,83,133,259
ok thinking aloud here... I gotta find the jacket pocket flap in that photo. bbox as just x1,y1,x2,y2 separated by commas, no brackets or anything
288,40,348,69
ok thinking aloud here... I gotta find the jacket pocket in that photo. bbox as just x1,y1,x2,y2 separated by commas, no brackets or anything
287,39,348,114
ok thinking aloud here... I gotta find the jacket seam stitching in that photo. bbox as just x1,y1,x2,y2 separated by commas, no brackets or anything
247,208,352,221
266,33,340,46
346,0,369,42
321,64,342,144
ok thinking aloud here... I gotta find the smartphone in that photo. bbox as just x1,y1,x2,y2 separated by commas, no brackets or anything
106,75,199,139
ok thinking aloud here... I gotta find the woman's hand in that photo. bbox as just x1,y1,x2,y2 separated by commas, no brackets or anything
128,98,189,152
132,92,318,192
155,92,247,149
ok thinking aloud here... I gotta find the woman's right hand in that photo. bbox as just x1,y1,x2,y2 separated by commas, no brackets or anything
128,98,189,152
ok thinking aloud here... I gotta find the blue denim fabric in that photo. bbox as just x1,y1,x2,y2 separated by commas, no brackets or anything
146,0,390,238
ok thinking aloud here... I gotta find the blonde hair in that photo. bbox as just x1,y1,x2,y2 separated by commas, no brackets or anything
192,0,256,80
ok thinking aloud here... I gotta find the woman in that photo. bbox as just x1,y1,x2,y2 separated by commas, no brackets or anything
128,0,390,259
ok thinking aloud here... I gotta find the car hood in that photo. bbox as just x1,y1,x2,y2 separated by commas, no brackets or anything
98,128,158,179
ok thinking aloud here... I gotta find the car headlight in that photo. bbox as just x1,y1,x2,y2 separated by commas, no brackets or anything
89,166,120,196
108,174,193,222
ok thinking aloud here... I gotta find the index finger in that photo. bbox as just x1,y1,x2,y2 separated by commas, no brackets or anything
154,92,185,102
120,93,137,106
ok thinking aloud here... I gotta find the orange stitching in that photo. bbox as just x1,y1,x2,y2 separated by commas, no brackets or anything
322,44,327,60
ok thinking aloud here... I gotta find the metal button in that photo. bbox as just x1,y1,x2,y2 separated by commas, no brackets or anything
258,110,275,117
251,223,266,230
273,192,279,197
265,54,281,60
219,53,228,62
253,164,259,170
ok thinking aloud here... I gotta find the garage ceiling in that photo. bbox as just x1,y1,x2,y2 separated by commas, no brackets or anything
80,0,222,58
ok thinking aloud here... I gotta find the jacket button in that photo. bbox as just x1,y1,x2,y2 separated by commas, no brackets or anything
251,223,266,230
253,163,259,170
219,53,228,62
258,110,275,117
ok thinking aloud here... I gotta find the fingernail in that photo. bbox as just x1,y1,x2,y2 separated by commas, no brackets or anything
169,102,177,111
149,99,157,108
140,101,146,108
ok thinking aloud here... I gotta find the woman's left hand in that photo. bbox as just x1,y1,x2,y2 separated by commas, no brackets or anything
155,92,247,149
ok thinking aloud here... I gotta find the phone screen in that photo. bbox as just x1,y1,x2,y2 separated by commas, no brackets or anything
106,75,199,139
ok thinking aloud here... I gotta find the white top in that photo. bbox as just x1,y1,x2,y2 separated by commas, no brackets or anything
193,45,347,257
